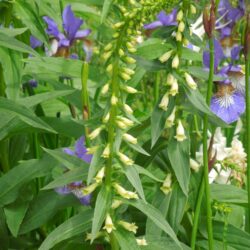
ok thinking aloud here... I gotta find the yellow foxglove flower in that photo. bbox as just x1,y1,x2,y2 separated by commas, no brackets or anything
159,50,173,63
159,92,169,111
184,72,197,90
118,221,138,234
118,152,134,166
122,133,137,144
94,167,105,183
172,54,179,69
103,214,116,234
174,120,187,141
102,144,110,158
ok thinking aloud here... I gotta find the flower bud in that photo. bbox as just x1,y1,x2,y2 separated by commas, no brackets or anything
119,49,125,56
102,144,110,158
178,21,185,32
124,56,136,64
159,50,173,63
123,68,135,75
123,104,133,114
184,72,197,90
49,39,59,56
116,120,127,129
94,167,105,183
102,51,112,60
101,83,109,95
106,64,113,73
176,32,182,41
118,116,134,127
166,73,175,86
82,182,99,195
160,173,172,194
165,107,176,128
89,127,103,140
122,133,137,144
120,72,131,81
104,43,113,51
114,22,124,29
111,95,118,105
159,92,169,111
172,54,179,69
118,221,138,234
124,86,138,94
136,238,148,246
190,158,200,172
174,120,187,142
190,4,196,14
177,10,183,21
169,79,179,96
118,152,134,166
103,112,110,123
86,146,99,155
113,32,119,38
103,214,116,234
111,199,123,209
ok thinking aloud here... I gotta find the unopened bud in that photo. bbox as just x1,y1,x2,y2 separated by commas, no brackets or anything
124,85,138,94
176,31,182,41
103,112,110,123
101,83,109,95
178,21,185,33
177,10,183,21
165,107,176,128
111,95,118,105
94,167,105,183
89,127,103,140
124,56,136,64
166,73,175,86
174,120,187,142
120,72,131,81
123,104,133,114
159,50,173,63
102,144,110,158
159,92,169,111
184,72,197,90
190,4,197,14
106,64,113,73
169,79,179,96
122,133,137,144
172,54,179,68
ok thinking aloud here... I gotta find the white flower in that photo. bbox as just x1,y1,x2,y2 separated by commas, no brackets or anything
102,144,110,158
118,152,134,166
166,73,175,86
165,107,176,128
122,133,137,144
190,158,200,172
94,167,105,183
118,221,138,234
136,238,148,246
172,54,179,68
158,92,169,111
184,72,197,90
103,214,116,234
159,50,173,63
160,174,172,194
169,79,179,96
174,120,187,142
47,39,58,56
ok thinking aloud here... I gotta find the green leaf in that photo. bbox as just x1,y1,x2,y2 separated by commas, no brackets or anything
0,97,55,133
213,220,250,250
19,191,78,234
167,137,190,196
211,184,247,206
0,33,39,56
14,0,48,45
43,148,89,170
91,186,112,242
0,48,22,100
0,27,28,37
124,166,145,201
183,86,228,127
19,90,76,108
42,167,88,190
38,208,93,250
123,199,180,247
151,96,175,147
134,165,163,183
113,228,140,250
126,142,150,156
182,47,202,62
101,0,113,23
136,38,173,60
0,156,56,206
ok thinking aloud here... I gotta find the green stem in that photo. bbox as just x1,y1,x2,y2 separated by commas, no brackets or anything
154,72,160,104
81,62,91,147
191,38,214,250
245,52,250,233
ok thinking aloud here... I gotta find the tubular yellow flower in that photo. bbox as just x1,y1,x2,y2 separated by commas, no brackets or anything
82,182,99,195
103,214,116,234
184,72,197,90
102,144,110,158
118,152,134,166
178,21,185,32
111,199,123,209
123,104,134,114
94,167,105,183
122,133,137,144
176,31,182,41
177,10,183,21
136,238,148,246
89,127,103,140
169,79,179,96
165,107,176,128
160,173,172,194
166,73,175,86
101,83,109,95
159,50,173,63
190,158,200,172
172,54,180,69
111,95,118,105
113,183,139,199
124,85,138,94
118,221,138,234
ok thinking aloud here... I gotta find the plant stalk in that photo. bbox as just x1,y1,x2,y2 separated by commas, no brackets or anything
191,38,214,250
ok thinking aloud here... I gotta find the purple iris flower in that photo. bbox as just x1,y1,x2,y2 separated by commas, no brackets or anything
56,181,91,205
28,79,38,88
203,39,225,70
144,9,177,30
63,136,92,163
55,136,92,205
43,5,91,48
210,84,245,124
30,35,42,49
